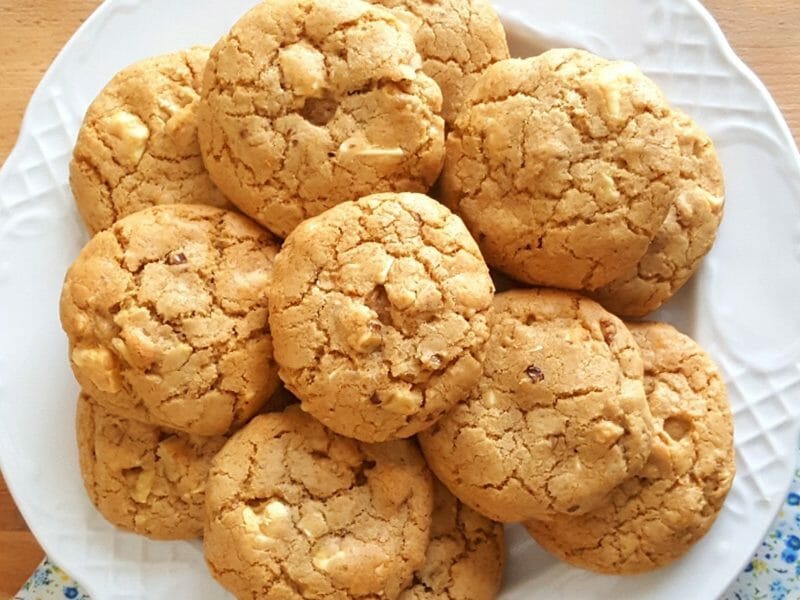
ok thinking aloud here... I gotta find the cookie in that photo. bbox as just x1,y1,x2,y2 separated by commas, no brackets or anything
525,322,735,574
76,393,226,540
70,47,230,234
198,0,446,238
419,289,653,522
60,204,281,436
592,110,725,317
441,49,682,290
204,405,434,600
369,0,509,127
399,480,505,600
269,192,494,443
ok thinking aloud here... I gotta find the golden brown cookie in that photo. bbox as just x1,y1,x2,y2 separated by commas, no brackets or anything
204,406,434,600
399,480,505,600
269,192,494,443
70,47,230,234
76,393,226,540
592,110,725,317
441,49,682,290
419,289,653,522
60,204,281,436
198,0,446,238
369,0,509,127
525,322,735,574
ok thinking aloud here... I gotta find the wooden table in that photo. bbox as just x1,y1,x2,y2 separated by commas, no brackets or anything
1,0,798,596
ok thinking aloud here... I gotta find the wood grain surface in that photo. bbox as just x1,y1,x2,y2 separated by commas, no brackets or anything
0,0,798,596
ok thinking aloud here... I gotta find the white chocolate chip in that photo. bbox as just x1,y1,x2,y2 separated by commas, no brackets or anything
707,193,725,210
356,146,405,158
339,133,405,159
684,187,724,212
242,501,294,540
157,437,186,483
242,506,261,534
131,469,155,503
384,283,416,310
157,96,180,116
376,257,395,285
620,378,646,404
280,43,327,97
397,64,418,82
593,421,625,446
349,326,383,354
298,510,328,539
313,541,346,572
596,173,621,206
382,388,421,416
110,337,134,367
594,62,641,122
71,346,123,393
105,111,149,165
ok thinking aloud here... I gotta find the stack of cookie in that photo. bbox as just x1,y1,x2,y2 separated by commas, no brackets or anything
59,0,735,596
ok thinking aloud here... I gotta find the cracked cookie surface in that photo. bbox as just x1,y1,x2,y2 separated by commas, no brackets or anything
269,192,494,443
198,0,446,239
419,289,653,522
368,0,509,127
76,393,226,540
525,322,735,574
204,405,434,600
399,480,504,600
70,47,230,234
441,48,682,290
592,110,725,317
60,204,281,436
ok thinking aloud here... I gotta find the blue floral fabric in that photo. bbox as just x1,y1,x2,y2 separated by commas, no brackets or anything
14,558,89,600
723,461,800,600
17,460,800,600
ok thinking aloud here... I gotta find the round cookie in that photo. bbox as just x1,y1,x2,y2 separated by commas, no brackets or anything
441,49,682,290
70,47,230,234
204,405,434,600
269,192,494,443
399,480,505,600
525,322,735,574
76,394,226,540
419,289,653,522
592,110,725,317
60,204,281,436
369,0,509,127
198,0,446,238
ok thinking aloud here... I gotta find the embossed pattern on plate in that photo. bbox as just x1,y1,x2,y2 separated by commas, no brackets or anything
1,1,798,598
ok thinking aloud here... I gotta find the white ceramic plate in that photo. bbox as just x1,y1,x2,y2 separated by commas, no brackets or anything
1,1,799,598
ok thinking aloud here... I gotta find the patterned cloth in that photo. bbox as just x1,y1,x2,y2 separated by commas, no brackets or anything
14,559,89,600
16,456,800,600
723,459,800,600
